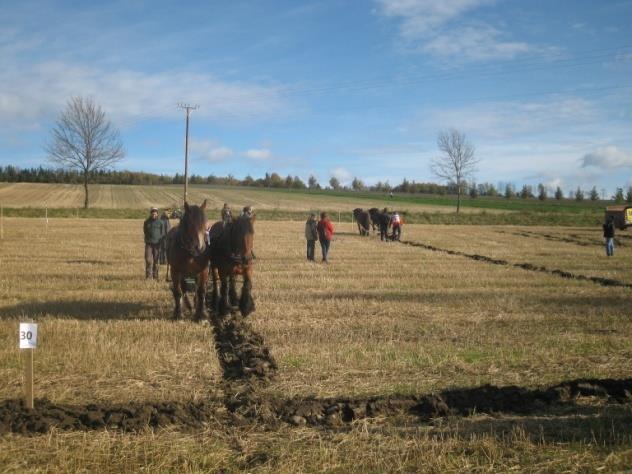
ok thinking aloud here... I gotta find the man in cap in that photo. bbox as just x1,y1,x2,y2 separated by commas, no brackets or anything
221,203,232,227
143,207,167,279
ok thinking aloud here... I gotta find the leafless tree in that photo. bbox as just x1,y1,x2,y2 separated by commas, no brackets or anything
46,96,125,208
431,128,478,213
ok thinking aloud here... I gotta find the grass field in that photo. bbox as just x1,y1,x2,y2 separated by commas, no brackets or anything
0,182,613,228
0,182,487,214
1,216,631,472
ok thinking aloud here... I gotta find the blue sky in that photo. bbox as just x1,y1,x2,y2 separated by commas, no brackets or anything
1,0,631,194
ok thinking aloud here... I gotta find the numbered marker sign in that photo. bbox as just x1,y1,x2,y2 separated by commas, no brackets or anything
19,323,38,349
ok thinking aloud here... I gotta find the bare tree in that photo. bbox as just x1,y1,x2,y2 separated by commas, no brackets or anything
431,129,478,213
46,96,124,208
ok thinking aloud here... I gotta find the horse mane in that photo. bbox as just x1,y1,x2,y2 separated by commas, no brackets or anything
232,215,255,237
178,203,207,254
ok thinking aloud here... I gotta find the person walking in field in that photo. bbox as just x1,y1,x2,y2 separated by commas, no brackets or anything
603,215,615,257
390,211,402,241
159,210,171,264
317,212,334,263
305,213,318,261
144,207,167,279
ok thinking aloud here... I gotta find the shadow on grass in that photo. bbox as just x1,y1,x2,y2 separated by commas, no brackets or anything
0,300,161,320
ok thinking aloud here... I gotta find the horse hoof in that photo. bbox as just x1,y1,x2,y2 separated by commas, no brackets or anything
239,299,255,317
194,310,208,322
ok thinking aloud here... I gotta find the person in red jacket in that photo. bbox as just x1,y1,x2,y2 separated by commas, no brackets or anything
316,212,334,263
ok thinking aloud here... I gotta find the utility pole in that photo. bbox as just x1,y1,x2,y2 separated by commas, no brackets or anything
177,103,199,204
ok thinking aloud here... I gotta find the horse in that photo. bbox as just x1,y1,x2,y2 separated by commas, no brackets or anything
352,208,371,236
208,214,256,317
368,208,380,232
166,200,210,321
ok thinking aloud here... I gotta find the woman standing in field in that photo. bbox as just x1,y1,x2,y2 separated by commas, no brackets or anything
317,212,334,263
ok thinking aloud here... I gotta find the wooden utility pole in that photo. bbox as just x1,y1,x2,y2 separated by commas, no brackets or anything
177,104,199,205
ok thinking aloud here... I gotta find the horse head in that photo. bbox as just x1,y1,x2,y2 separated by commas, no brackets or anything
181,199,208,254
231,214,255,259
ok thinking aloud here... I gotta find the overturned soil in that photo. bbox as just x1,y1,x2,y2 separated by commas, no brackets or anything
400,239,632,288
2,378,631,435
500,229,625,248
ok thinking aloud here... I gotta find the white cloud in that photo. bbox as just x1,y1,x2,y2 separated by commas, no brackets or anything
190,140,234,162
0,60,290,128
580,146,632,169
423,97,595,138
375,0,538,62
243,149,272,160
330,167,352,183
423,25,530,61
376,0,494,37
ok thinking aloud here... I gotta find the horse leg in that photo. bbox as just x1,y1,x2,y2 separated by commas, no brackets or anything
228,275,239,309
219,271,230,316
239,265,255,317
194,270,209,322
171,270,183,320
210,266,220,315
182,277,193,312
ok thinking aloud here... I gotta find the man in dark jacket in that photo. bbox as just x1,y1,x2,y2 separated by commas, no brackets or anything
378,208,391,242
305,213,318,261
144,207,166,279
159,211,171,264
603,216,615,257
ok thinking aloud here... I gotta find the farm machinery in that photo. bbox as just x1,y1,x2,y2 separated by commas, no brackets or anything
605,205,632,230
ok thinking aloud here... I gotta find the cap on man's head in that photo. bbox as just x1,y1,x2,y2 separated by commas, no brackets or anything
150,207,158,213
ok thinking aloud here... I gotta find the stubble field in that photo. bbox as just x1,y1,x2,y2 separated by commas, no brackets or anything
0,182,508,214
0,217,631,472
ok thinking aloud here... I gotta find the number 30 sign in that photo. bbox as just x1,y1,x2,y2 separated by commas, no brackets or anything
19,323,38,349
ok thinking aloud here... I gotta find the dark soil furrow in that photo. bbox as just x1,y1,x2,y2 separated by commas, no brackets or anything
400,240,632,288
499,230,623,248
2,378,631,434
207,309,278,420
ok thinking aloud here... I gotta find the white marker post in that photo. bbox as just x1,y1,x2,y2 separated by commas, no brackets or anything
45,204,49,233
19,322,38,409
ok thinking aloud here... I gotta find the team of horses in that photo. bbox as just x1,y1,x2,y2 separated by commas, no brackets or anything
166,200,255,321
353,207,400,240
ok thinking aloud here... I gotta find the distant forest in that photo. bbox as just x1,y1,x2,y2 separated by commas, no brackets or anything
1,165,630,202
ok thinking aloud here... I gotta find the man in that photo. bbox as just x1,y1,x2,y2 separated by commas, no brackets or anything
316,212,334,263
143,207,166,279
159,210,171,264
305,213,318,261
378,207,390,242
241,205,254,218
221,203,232,227
390,211,402,241
603,215,615,257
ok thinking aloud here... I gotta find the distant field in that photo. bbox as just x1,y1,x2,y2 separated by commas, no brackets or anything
0,182,508,214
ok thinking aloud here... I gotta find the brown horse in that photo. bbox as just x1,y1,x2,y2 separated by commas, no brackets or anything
208,215,256,317
166,200,210,321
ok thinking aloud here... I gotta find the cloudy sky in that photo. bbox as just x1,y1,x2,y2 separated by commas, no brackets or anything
1,0,631,194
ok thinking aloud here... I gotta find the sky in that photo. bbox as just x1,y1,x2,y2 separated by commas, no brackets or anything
1,0,631,194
